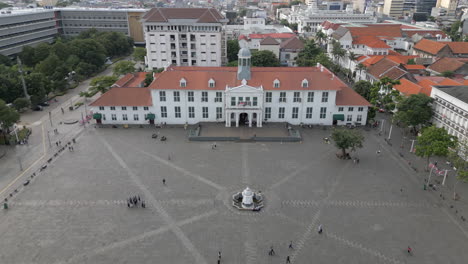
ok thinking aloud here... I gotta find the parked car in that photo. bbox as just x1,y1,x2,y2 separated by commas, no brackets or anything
32,105,43,111
39,101,50,107
378,108,385,113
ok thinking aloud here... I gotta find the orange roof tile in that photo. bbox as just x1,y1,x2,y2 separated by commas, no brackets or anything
417,79,438,96
336,86,371,106
428,57,465,73
149,66,348,92
403,30,448,38
438,78,463,86
113,72,149,88
393,79,423,95
348,25,402,38
353,36,391,49
90,88,152,107
413,39,447,55
404,64,426,70
446,42,468,54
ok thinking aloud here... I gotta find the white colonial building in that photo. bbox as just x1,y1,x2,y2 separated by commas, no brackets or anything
142,8,228,69
431,85,468,144
90,48,370,127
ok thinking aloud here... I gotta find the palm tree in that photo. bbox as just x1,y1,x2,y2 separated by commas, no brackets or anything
303,25,311,33
356,63,366,81
347,51,358,70
315,31,326,47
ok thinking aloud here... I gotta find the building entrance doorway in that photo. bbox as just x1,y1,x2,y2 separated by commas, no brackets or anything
239,113,248,126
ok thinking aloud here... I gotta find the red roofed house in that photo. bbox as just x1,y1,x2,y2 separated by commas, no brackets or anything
238,33,295,50
279,37,305,66
427,57,468,76
142,8,228,69
412,39,452,61
90,48,370,127
112,72,150,88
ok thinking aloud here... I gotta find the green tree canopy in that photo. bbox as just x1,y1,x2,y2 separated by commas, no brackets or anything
251,50,280,67
331,128,364,157
352,81,372,101
13,97,30,111
448,139,468,183
369,77,401,111
441,71,455,77
113,60,136,76
133,47,146,62
295,39,331,67
394,93,433,130
415,126,457,165
86,76,118,96
0,54,12,66
227,40,240,62
144,73,153,87
0,99,20,144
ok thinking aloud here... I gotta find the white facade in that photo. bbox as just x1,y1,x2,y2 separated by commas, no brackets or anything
431,86,468,144
144,27,224,68
93,106,156,125
142,8,228,69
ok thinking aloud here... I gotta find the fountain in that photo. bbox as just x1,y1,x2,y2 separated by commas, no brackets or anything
232,187,264,211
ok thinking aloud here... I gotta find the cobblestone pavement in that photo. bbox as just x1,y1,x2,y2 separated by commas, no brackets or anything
0,125,467,264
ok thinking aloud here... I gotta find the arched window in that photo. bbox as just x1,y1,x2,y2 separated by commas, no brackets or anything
208,78,215,88
180,78,187,87
302,79,309,88
273,79,280,88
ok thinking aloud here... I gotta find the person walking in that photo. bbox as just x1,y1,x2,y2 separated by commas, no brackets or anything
289,241,293,249
218,251,221,260
141,201,146,208
407,246,412,255
269,246,275,256
61,107,64,114
163,178,166,185
286,256,291,263
318,224,323,234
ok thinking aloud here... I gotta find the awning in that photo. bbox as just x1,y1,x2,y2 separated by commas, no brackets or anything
146,113,156,120
333,114,345,121
93,113,102,120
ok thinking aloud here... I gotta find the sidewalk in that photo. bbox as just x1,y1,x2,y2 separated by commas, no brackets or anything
375,113,468,225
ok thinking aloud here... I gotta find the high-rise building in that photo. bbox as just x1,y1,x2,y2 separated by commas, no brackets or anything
415,0,438,14
436,0,459,15
142,8,228,69
383,0,405,17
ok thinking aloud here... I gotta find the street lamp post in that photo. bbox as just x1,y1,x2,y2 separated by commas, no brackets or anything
17,156,23,171
49,111,53,127
47,131,52,148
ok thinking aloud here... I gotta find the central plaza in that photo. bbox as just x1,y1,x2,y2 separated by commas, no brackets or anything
0,126,467,264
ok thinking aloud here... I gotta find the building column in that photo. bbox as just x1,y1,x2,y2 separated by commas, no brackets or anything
248,112,252,127
257,111,262,127
225,111,230,127
235,112,239,127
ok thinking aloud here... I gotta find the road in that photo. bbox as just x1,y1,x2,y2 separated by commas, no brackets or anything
0,59,125,198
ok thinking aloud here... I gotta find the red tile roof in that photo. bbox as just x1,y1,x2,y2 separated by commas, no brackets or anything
353,36,391,49
113,72,149,88
404,64,426,70
403,30,447,38
413,39,447,55
90,88,152,107
417,79,438,95
367,58,407,80
143,8,225,23
446,42,468,54
348,24,402,38
260,36,279,45
428,57,465,73
149,66,348,92
280,37,304,49
393,79,424,96
336,86,371,106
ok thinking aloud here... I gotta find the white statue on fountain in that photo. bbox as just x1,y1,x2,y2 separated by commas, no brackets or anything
232,187,264,211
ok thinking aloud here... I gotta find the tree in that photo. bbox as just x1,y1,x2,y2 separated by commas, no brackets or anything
0,99,20,145
227,40,240,62
0,54,11,66
415,126,457,166
448,21,461,41
356,63,366,80
303,25,311,32
441,71,455,78
25,72,50,106
113,61,136,76
315,31,327,47
86,76,118,96
295,39,325,67
280,19,289,27
447,139,468,200
352,81,372,101
227,61,238,66
369,77,400,111
251,50,280,67
331,41,345,64
144,73,153,87
394,93,433,133
133,47,146,62
331,128,365,157
12,98,30,111
407,58,416,65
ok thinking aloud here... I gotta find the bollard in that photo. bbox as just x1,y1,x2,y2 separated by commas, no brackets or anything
3,203,8,209
423,184,427,190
